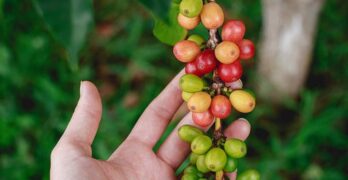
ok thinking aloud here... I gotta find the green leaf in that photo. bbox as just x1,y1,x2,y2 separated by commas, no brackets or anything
137,0,171,18
33,0,94,70
153,2,187,46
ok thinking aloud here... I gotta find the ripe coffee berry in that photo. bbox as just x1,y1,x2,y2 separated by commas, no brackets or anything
185,60,203,76
173,40,200,63
195,49,217,74
192,110,214,127
222,20,246,42
217,60,243,83
210,95,232,119
238,39,255,60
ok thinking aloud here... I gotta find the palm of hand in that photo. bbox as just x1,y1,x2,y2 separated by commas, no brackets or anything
52,139,175,180
51,72,250,180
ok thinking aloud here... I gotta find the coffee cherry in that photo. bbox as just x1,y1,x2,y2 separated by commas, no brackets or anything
238,39,255,60
178,13,200,30
215,41,240,64
210,95,232,119
188,34,205,48
192,110,214,127
185,60,203,77
189,153,199,165
187,92,211,113
229,90,256,113
182,91,193,102
179,74,204,93
222,20,246,42
224,156,238,173
191,135,212,154
225,79,243,90
200,2,224,29
204,148,227,172
195,49,217,74
173,40,201,63
224,138,247,158
217,60,243,83
180,0,203,18
178,125,203,143
184,165,199,175
181,173,197,180
196,155,210,173
237,169,261,180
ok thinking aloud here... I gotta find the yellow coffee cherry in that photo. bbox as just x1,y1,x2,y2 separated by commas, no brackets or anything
200,2,224,29
187,92,211,113
215,41,240,64
177,13,200,30
182,91,194,102
229,90,256,113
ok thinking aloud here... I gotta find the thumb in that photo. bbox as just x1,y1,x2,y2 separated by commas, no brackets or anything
61,81,102,152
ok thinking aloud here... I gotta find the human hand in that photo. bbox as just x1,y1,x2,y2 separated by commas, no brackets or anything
50,70,251,180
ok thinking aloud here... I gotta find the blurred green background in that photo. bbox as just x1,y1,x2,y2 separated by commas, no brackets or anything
1,0,347,179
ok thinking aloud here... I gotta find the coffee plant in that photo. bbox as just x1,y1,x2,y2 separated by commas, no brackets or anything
155,0,260,179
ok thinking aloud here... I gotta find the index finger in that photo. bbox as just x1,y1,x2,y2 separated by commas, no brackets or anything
126,69,185,147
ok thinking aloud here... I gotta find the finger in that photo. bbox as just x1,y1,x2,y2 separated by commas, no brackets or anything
225,118,251,179
224,118,251,141
226,170,237,180
157,117,250,169
126,69,185,147
60,81,102,149
157,113,214,169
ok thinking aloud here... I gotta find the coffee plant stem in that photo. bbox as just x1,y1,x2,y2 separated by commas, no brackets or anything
215,118,221,131
215,170,224,180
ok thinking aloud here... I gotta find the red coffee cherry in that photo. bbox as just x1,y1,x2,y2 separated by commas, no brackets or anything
217,60,243,83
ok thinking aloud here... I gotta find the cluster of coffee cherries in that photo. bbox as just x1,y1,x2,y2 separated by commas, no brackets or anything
173,0,258,180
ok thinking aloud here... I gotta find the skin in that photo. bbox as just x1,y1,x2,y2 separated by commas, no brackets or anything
50,70,251,180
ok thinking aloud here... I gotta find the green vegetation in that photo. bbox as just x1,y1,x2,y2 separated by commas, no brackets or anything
0,0,347,179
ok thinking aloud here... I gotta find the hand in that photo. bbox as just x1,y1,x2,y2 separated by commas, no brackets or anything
50,70,251,180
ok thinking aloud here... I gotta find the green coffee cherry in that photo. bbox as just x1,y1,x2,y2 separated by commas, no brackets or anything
191,135,212,154
204,148,227,172
182,91,194,102
188,34,205,49
181,173,198,180
224,156,238,173
224,138,247,158
178,125,203,143
180,0,203,18
184,165,199,175
189,153,199,165
237,169,260,180
179,74,204,93
196,155,210,173
196,172,204,178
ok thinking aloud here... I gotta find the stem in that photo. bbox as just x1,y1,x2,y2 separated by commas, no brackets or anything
215,118,221,131
207,29,219,49
215,170,224,180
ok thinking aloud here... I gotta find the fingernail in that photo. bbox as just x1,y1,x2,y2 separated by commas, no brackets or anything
238,118,248,122
80,81,86,97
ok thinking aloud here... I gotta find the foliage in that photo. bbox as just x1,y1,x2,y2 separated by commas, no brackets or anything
0,0,347,179
33,0,94,70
